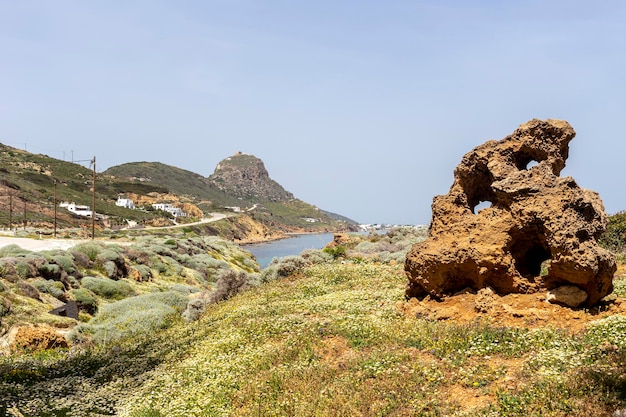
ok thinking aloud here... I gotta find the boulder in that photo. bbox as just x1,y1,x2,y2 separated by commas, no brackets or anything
546,286,588,308
405,119,616,306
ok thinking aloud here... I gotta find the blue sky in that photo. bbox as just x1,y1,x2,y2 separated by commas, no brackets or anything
1,1,625,225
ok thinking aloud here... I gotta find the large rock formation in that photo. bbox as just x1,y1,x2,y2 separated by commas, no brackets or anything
208,152,294,201
405,119,616,306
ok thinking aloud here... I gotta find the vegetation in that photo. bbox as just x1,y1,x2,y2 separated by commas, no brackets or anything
0,258,624,415
0,225,625,415
600,211,626,254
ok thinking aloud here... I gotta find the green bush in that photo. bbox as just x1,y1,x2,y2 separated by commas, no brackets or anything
15,261,35,279
259,255,308,283
0,244,31,257
18,281,41,300
102,261,118,278
68,291,188,345
323,245,346,259
599,211,626,253
301,249,333,264
131,264,152,282
0,296,10,317
53,254,75,274
70,287,98,315
73,243,102,262
38,263,61,280
169,284,201,294
81,276,134,300
31,279,66,300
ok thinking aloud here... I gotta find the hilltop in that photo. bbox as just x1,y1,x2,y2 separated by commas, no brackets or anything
0,144,357,242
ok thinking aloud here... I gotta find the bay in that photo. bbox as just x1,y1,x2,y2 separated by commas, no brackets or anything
244,233,334,269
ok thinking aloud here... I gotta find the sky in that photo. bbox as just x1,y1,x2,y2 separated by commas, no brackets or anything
1,1,625,225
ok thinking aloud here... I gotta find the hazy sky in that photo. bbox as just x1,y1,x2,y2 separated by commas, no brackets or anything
1,1,625,225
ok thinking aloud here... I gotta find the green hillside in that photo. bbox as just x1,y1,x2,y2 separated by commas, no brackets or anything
103,161,243,209
0,144,357,238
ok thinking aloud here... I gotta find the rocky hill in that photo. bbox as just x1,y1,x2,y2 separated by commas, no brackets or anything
207,152,294,201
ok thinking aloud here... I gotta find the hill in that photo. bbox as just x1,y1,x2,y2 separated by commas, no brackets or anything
104,152,358,235
0,143,357,240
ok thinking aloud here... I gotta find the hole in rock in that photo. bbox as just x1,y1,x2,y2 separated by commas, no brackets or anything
473,200,492,214
525,160,539,169
510,228,551,278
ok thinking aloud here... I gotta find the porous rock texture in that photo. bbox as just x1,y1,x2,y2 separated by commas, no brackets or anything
405,119,616,306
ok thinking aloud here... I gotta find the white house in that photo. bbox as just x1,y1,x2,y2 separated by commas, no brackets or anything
116,197,135,209
60,202,92,217
152,203,185,218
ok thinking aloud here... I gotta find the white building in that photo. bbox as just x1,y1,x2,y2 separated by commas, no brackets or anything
59,202,92,217
152,203,185,218
116,197,135,209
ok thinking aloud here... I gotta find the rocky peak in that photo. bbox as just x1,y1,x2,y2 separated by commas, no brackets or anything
208,152,294,201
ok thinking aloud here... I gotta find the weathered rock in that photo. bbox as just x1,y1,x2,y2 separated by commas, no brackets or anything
474,287,497,313
546,286,588,308
405,119,616,306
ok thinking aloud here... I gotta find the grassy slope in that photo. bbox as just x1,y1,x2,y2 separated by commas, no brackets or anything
3,261,625,416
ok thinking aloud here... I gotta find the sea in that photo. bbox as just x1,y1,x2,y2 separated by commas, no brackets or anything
243,233,334,269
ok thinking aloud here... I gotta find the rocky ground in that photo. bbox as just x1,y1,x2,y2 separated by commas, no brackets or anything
402,262,626,334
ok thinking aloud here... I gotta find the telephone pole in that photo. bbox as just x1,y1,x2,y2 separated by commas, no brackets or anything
91,156,96,240
53,180,57,238
8,194,12,230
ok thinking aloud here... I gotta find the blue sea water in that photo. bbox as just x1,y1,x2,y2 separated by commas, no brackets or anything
244,233,334,269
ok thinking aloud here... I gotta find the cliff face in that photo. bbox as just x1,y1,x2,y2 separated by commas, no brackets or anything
207,152,294,202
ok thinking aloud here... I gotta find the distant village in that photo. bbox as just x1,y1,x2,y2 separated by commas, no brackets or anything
59,197,188,220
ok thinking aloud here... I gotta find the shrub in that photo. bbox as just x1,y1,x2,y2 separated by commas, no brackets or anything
260,255,307,283
81,276,134,299
130,264,152,282
97,249,123,263
0,260,19,282
15,261,35,279
18,281,41,301
102,261,118,279
169,284,201,294
0,296,12,317
209,270,255,303
52,254,75,274
68,291,188,345
182,296,207,322
31,279,66,300
599,211,626,253
70,250,92,268
38,263,61,280
323,245,346,259
301,249,333,264
0,244,31,257
69,288,98,315
73,243,102,262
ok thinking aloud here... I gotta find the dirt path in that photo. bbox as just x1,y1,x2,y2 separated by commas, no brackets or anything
0,214,233,252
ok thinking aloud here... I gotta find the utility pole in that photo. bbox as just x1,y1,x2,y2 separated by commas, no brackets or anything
53,180,57,238
23,199,26,230
91,156,96,240
8,194,12,230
